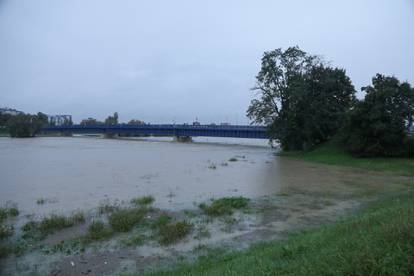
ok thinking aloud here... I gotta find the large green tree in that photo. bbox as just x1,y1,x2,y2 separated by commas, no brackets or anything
343,74,414,157
247,46,355,150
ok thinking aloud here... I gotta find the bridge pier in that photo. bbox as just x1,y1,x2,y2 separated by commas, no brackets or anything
174,136,193,143
104,133,119,139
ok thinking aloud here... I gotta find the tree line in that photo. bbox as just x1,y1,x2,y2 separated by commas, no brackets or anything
0,111,146,137
247,46,414,157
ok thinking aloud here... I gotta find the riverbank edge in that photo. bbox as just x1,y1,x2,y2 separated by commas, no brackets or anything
278,140,414,176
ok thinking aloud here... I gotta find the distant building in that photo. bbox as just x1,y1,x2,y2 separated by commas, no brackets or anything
48,115,72,126
0,107,23,116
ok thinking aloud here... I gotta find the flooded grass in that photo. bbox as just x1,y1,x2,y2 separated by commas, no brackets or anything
120,233,146,247
86,220,113,241
0,205,19,223
157,221,192,246
108,207,147,232
131,195,155,206
199,197,250,216
146,195,414,276
151,213,173,230
22,212,85,239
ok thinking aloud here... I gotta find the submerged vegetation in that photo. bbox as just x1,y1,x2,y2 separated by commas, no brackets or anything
131,195,155,206
146,195,414,276
157,221,192,245
199,197,250,216
108,207,147,232
0,205,19,223
86,220,113,241
22,212,85,239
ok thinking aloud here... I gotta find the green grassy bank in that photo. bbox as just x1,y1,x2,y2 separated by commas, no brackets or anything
279,141,414,176
142,195,414,276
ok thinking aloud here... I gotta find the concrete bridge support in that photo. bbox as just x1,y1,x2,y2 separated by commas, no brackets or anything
174,136,193,143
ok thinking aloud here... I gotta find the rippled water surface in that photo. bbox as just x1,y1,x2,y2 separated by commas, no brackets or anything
0,137,280,214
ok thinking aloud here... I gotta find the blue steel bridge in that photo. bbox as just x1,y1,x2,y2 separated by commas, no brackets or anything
41,124,269,139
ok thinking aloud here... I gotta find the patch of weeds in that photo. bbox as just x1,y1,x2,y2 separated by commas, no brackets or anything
0,225,14,240
194,224,211,240
36,198,45,205
109,208,147,232
120,233,146,247
228,157,238,162
22,212,85,239
208,163,217,169
131,195,155,206
151,213,172,230
199,197,250,216
42,239,85,255
86,220,113,241
158,221,192,245
98,200,120,214
0,204,19,223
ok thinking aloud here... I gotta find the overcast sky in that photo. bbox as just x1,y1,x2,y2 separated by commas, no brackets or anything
0,0,413,124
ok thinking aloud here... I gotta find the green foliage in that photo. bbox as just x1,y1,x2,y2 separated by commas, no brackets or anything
108,208,146,232
22,212,85,239
157,221,192,245
131,196,155,206
151,214,173,230
121,233,145,247
0,225,14,240
0,205,19,223
7,112,48,138
87,220,113,240
247,46,355,151
199,197,250,216
145,196,414,276
342,74,414,157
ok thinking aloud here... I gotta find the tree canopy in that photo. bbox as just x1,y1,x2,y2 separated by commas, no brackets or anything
247,46,355,150
342,74,414,157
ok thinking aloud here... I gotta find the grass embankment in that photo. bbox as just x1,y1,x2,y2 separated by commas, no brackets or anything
145,195,414,276
279,140,414,176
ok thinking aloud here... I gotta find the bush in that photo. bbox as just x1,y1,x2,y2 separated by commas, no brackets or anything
108,208,146,232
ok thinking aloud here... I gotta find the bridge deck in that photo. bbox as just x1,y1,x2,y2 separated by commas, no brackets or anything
42,124,269,139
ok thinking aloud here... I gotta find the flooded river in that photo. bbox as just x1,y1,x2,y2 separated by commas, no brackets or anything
0,137,279,214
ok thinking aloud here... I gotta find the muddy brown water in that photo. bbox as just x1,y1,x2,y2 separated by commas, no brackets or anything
0,137,412,276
